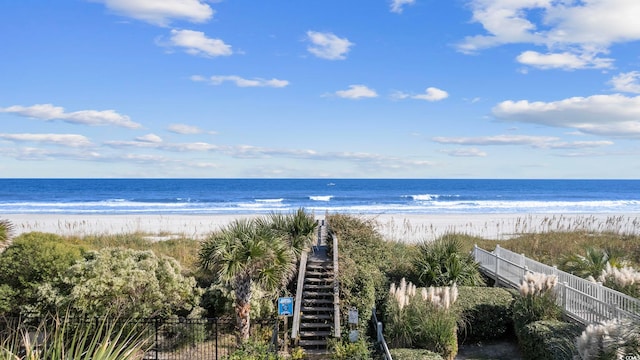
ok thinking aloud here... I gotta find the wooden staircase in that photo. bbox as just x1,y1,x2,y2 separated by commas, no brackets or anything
298,247,335,356
291,219,339,358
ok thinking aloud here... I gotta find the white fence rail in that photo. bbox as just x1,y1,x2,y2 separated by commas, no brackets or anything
473,245,640,325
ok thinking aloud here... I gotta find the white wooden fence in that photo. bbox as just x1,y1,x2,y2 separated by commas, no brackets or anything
473,245,640,325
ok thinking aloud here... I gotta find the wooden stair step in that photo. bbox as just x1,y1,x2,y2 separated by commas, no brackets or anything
303,298,333,304
301,314,332,320
302,306,333,312
304,284,333,290
300,330,332,337
302,291,333,298
300,322,332,328
299,339,328,346
305,270,333,276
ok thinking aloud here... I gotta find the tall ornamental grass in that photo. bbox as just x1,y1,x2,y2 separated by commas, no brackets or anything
512,272,562,339
575,319,640,359
0,315,151,360
590,263,640,299
385,278,459,360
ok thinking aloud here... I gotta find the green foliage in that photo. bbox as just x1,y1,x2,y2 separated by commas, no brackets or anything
36,248,201,319
0,219,15,248
512,290,562,343
327,214,390,332
385,288,458,359
222,339,278,360
262,208,317,260
0,314,151,360
290,346,305,360
199,217,296,342
560,247,621,279
453,286,516,343
414,234,484,287
389,348,445,360
328,337,374,360
0,232,84,316
518,320,582,360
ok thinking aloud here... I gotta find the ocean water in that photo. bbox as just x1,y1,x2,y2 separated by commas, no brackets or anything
0,178,639,215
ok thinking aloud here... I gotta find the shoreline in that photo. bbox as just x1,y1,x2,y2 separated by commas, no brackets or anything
3,213,639,242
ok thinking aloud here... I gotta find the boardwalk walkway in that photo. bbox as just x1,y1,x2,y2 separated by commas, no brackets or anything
473,245,640,325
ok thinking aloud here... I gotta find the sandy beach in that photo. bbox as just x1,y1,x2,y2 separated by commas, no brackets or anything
3,213,639,242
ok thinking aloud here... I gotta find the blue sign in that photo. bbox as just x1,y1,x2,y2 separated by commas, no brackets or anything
278,297,294,317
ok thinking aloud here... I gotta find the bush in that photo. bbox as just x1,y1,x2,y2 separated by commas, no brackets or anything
328,337,373,360
222,339,278,360
386,279,459,360
37,248,202,319
327,214,390,333
389,348,444,360
0,232,84,316
413,234,484,287
454,286,517,343
518,320,582,360
512,273,562,341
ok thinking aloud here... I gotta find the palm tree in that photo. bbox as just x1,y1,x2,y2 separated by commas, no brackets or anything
199,218,296,342
0,219,15,253
263,208,318,259
560,247,620,279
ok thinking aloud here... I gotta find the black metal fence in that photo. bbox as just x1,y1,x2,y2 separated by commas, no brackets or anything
0,316,279,360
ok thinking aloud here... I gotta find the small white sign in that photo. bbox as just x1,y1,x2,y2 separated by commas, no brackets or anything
348,308,358,324
349,329,359,342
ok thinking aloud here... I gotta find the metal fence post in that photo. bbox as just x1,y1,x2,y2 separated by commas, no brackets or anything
154,318,159,360
215,317,219,360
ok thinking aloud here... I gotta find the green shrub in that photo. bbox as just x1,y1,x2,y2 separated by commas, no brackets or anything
413,234,484,287
454,286,517,343
389,348,444,360
222,339,278,360
328,337,374,360
385,280,459,360
512,273,562,341
518,320,582,360
0,232,84,316
327,214,390,333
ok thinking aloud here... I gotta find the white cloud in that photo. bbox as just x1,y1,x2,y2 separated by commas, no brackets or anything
0,104,141,128
392,87,449,101
390,0,415,14
433,134,560,147
192,75,289,87
440,148,488,157
459,0,640,70
493,94,640,137
136,134,163,143
306,31,354,60
334,85,378,99
168,29,232,57
610,71,640,93
168,123,203,134
0,133,92,147
433,134,613,150
413,87,449,101
516,51,613,70
91,0,213,26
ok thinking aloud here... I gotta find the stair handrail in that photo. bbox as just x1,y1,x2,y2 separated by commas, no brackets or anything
371,307,393,360
291,247,309,341
331,230,341,338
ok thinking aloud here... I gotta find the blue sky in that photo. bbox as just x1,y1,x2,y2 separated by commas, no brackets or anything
2,0,640,178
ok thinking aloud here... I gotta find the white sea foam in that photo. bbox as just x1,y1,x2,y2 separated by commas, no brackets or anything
310,195,333,201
